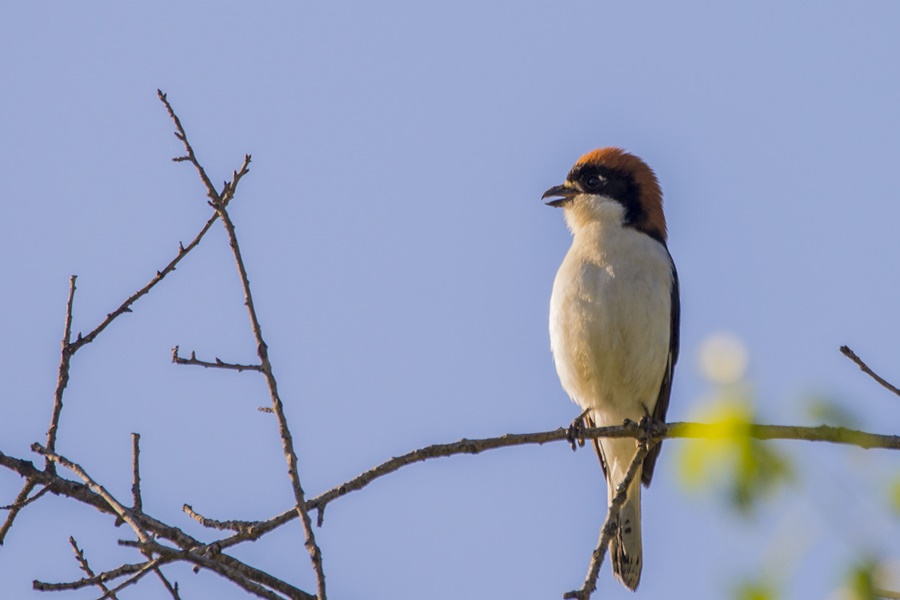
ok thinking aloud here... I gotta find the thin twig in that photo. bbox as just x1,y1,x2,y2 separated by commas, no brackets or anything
94,558,163,600
69,537,118,599
212,199,327,598
0,482,50,511
157,90,221,207
68,213,219,355
0,479,38,544
841,345,900,398
152,566,181,600
5,278,78,540
184,504,261,534
31,444,148,542
172,346,263,372
564,442,651,600
121,539,301,600
45,275,78,473
33,560,154,592
158,91,327,598
131,433,142,513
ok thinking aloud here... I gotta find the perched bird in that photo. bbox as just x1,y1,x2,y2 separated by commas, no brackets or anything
543,147,679,591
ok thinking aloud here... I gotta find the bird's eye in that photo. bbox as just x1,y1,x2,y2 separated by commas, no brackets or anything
584,174,604,190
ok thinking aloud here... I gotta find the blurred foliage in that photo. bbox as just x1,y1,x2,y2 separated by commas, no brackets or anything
846,559,877,600
804,394,861,429
686,334,900,599
890,477,900,517
678,391,793,514
734,578,778,600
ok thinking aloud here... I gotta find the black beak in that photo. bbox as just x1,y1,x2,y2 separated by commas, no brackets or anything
542,184,578,207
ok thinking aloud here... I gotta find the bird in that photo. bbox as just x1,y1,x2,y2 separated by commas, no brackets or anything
543,147,679,591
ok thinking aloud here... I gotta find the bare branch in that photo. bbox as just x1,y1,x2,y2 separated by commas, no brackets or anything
184,504,261,534
0,453,316,599
68,213,219,355
68,537,119,599
131,433,142,513
152,566,181,600
93,558,163,600
5,416,900,598
203,420,900,554
156,90,250,212
172,346,263,373
210,196,326,597
158,90,326,598
31,444,148,543
0,482,50,511
121,539,308,600
841,345,900,398
33,560,155,592
0,479,38,544
45,275,78,473
209,197,326,596
564,442,651,600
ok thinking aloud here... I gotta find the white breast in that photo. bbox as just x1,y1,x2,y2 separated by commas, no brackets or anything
549,213,673,424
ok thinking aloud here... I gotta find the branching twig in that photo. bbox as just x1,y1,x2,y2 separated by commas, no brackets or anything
200,420,900,554
152,566,181,600
2,446,317,599
120,539,306,600
172,346,263,373
0,482,50,512
94,558,163,600
841,345,900,398
0,479,38,544
564,442,651,600
210,196,326,597
68,537,118,599
4,418,900,598
45,275,78,473
68,213,220,356
31,444,148,543
11,210,221,534
159,91,327,598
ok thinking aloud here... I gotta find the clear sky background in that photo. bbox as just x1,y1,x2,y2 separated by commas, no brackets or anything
3,2,900,599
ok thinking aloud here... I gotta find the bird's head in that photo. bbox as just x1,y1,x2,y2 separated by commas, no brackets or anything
542,147,666,244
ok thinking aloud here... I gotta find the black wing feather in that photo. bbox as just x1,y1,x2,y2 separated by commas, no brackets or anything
641,257,679,487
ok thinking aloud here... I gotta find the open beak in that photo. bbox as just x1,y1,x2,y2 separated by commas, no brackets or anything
542,183,578,207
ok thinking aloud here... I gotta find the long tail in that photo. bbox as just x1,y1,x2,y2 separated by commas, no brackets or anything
587,418,645,591
609,476,642,591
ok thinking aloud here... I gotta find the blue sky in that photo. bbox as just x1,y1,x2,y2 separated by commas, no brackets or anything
3,2,900,599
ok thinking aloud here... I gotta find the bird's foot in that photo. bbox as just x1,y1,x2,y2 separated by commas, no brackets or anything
566,408,592,452
633,414,665,443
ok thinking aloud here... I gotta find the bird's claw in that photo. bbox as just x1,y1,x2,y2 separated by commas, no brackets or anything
566,409,591,451
631,414,664,443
